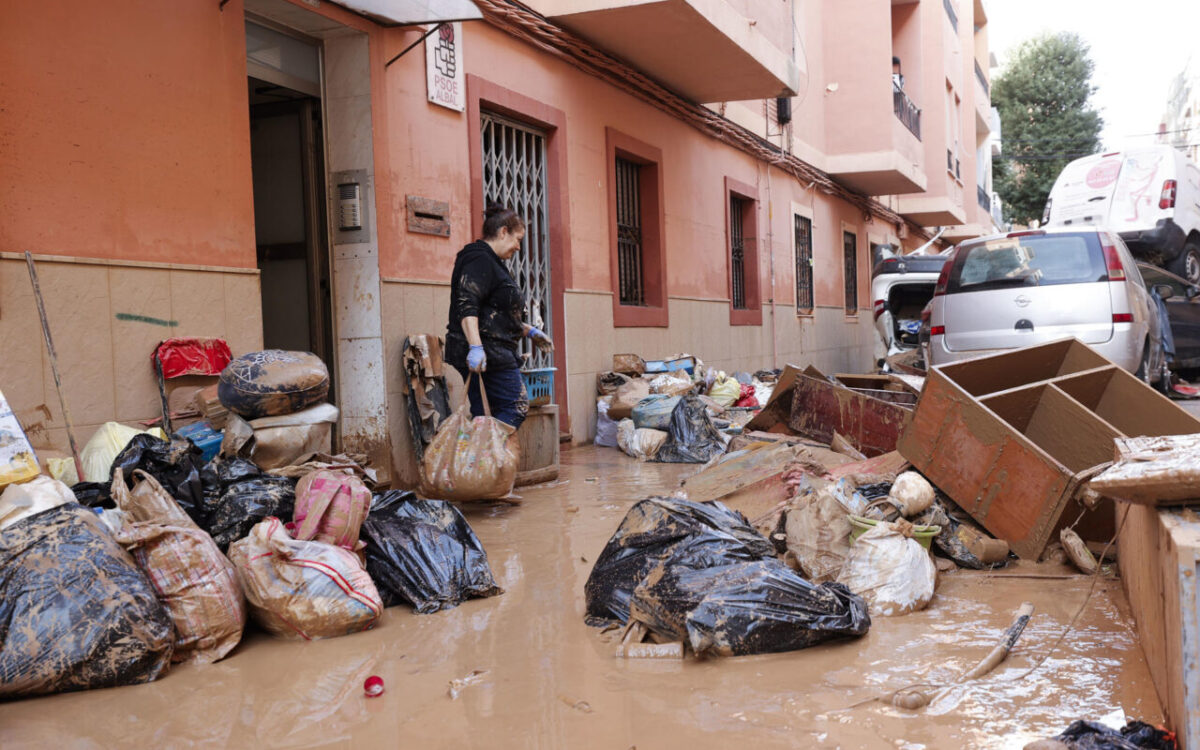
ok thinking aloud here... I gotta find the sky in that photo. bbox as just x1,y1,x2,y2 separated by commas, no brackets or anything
987,0,1200,151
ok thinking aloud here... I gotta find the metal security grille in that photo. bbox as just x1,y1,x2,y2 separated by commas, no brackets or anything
615,157,645,306
480,111,552,370
730,196,747,309
843,231,858,314
794,214,813,314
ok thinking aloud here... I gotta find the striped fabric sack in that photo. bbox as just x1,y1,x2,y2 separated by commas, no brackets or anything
291,469,371,552
228,517,382,640
111,469,246,664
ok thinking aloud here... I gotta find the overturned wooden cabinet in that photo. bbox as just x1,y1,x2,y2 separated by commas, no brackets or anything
898,339,1200,559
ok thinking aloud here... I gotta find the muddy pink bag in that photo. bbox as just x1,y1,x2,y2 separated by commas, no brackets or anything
291,470,371,552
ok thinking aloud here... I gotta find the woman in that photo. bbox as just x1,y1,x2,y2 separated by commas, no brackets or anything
444,204,554,429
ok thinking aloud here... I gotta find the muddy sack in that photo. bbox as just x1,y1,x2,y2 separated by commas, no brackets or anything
784,476,854,583
0,503,174,698
584,496,774,625
110,469,246,665
361,490,503,613
418,378,517,502
201,456,297,551
631,394,681,431
629,547,870,657
218,350,330,420
111,433,206,525
837,519,936,616
653,394,727,464
228,517,382,640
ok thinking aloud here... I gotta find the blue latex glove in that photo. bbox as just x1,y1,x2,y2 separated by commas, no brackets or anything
467,345,487,372
527,326,554,352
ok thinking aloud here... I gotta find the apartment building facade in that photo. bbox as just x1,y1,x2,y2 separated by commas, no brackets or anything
0,0,995,486
1160,57,1200,164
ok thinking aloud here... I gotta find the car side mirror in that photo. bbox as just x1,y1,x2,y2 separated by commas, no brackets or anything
1154,284,1176,300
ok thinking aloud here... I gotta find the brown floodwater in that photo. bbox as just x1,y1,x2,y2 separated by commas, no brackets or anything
0,446,1162,749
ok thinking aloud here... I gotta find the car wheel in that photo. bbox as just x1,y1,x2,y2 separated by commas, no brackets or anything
1170,242,1200,286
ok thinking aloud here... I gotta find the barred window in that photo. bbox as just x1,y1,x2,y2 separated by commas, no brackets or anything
730,196,748,309
795,215,813,314
615,156,645,306
843,230,858,314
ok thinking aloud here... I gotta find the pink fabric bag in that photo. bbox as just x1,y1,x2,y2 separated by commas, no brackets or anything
290,470,371,552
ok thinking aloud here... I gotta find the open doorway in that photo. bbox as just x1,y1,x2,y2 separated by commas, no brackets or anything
246,20,335,392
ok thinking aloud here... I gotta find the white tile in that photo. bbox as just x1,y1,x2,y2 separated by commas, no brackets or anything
332,254,383,339
335,336,387,419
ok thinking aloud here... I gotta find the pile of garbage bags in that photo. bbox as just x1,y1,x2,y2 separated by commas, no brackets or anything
585,496,870,657
0,349,503,700
594,354,779,463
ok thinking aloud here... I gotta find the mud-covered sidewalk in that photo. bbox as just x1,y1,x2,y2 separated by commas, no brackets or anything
0,446,1162,749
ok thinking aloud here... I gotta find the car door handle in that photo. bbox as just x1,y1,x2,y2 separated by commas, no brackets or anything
1088,196,1106,202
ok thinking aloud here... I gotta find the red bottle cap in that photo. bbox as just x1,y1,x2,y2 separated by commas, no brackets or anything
364,675,385,698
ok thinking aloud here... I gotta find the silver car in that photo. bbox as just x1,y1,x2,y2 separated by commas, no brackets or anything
926,228,1167,385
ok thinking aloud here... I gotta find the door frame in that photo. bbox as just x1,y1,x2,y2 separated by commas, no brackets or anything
466,75,573,433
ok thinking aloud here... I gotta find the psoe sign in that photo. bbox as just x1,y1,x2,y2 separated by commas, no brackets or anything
426,22,465,112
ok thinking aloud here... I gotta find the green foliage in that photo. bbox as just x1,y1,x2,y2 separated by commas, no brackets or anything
992,32,1104,225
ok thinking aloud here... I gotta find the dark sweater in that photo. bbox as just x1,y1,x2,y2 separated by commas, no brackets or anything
445,241,526,371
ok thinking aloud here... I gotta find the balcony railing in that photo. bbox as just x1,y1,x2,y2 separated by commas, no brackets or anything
978,184,991,211
975,60,989,96
947,149,961,179
944,0,958,31
893,83,921,140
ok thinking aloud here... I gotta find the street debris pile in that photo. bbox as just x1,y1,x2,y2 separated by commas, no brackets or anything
0,340,501,699
582,340,1198,747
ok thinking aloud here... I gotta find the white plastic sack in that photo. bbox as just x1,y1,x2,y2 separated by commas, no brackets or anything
80,422,167,483
0,476,75,532
889,472,935,517
595,398,618,448
616,419,668,461
837,520,936,616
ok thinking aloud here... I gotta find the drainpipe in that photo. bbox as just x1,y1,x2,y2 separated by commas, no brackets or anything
765,163,779,369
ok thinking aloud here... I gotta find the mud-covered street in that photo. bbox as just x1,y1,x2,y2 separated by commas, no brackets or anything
0,447,1161,750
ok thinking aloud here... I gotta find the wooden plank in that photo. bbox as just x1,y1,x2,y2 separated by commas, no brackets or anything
682,443,798,504
1119,506,1200,749
788,374,909,457
1091,434,1200,505
745,364,804,433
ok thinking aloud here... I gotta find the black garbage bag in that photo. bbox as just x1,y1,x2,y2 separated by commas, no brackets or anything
914,495,1009,570
1046,719,1176,749
70,481,112,509
111,434,205,525
0,503,174,698
584,496,774,625
200,456,296,551
360,490,503,613
652,395,728,464
630,544,870,656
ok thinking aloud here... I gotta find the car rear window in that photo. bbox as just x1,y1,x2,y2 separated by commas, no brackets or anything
947,234,1107,293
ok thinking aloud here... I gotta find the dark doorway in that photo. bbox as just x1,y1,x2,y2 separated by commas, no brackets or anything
247,77,334,382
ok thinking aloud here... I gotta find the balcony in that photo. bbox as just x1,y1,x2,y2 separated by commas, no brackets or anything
894,83,921,139
974,60,989,96
527,0,803,103
974,59,992,133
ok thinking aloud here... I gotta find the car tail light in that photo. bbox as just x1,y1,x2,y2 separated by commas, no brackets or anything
930,325,946,336
873,299,887,320
1160,180,1177,210
1113,313,1134,323
933,261,952,297
1102,241,1126,281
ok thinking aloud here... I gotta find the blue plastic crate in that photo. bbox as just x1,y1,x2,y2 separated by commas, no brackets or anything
175,421,222,463
521,368,556,407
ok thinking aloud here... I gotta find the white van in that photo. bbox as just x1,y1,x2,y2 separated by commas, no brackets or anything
1043,145,1200,283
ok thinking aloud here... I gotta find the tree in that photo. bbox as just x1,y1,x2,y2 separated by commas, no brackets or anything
992,33,1103,225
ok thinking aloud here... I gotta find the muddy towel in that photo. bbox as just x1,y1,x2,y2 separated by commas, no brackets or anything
200,456,297,551
361,490,503,613
111,469,246,664
584,496,775,625
228,517,382,640
0,503,174,698
652,394,727,464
